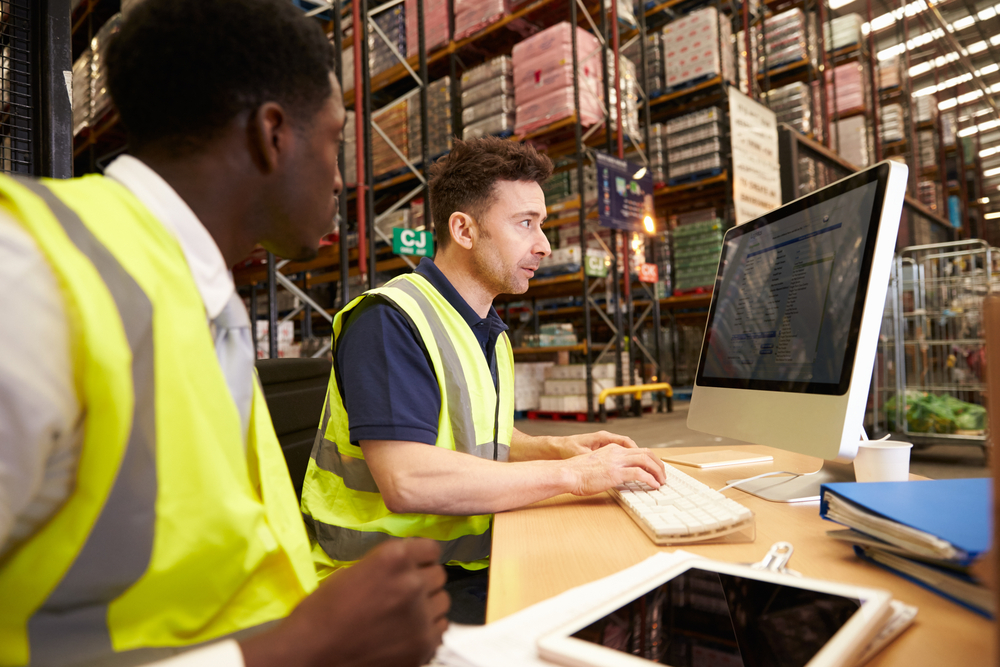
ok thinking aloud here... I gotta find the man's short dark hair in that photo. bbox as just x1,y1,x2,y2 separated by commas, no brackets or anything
107,0,335,154
429,137,554,250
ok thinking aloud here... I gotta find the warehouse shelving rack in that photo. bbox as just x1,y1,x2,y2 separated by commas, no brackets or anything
0,0,71,178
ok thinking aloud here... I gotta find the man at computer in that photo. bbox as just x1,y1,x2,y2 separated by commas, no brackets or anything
300,137,668,624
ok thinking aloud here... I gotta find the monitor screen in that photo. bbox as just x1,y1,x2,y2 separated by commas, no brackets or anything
696,164,889,395
571,566,862,667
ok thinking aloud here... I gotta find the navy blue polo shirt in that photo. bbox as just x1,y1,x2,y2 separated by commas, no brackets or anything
336,257,510,446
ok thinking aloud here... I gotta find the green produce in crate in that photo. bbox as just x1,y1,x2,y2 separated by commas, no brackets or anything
885,391,987,434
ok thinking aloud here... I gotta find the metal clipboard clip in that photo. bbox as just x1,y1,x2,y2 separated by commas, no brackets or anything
750,541,802,577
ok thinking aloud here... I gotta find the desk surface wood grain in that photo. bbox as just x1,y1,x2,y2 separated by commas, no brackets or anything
487,445,994,666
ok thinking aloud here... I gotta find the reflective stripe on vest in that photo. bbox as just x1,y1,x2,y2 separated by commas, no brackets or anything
0,175,316,666
300,272,515,573
17,180,158,664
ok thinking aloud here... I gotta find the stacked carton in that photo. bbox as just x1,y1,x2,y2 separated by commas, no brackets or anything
623,31,665,95
512,23,603,136
371,100,409,177
408,76,453,162
880,103,904,144
72,48,91,136
454,0,507,40
672,215,723,293
649,123,667,184
539,362,652,412
663,7,734,90
369,5,407,79
824,13,863,51
942,112,958,146
542,166,597,205
514,362,554,411
915,95,938,125
665,107,724,181
825,62,865,115
405,0,449,56
917,129,936,168
878,55,900,90
763,8,811,70
918,180,942,212
767,82,813,135
90,13,122,122
461,56,515,140
830,115,869,168
608,52,640,140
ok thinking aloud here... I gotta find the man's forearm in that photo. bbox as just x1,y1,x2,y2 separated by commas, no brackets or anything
508,427,565,462
363,439,576,515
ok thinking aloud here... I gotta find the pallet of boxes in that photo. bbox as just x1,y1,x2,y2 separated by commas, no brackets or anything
531,362,652,420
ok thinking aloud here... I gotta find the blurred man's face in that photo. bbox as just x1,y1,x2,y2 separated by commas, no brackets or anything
264,74,345,261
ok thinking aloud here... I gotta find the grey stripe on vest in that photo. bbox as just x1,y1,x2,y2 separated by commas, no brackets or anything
311,393,381,493
18,180,158,666
310,394,505,494
390,279,483,453
307,515,492,564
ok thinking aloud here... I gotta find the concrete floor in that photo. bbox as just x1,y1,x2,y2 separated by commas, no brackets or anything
517,401,990,480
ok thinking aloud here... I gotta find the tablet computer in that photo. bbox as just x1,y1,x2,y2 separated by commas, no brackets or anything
538,559,892,667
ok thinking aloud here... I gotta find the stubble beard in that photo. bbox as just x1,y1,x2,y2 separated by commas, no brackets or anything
472,239,526,296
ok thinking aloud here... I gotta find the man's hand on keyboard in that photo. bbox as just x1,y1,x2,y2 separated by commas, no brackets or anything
564,444,667,496
551,430,640,458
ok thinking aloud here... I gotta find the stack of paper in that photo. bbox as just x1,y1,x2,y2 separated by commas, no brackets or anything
821,479,994,618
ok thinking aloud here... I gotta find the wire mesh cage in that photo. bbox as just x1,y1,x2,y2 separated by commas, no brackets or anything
0,0,32,175
885,240,996,454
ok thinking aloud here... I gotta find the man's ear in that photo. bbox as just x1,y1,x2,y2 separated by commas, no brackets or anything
247,102,290,175
449,212,476,250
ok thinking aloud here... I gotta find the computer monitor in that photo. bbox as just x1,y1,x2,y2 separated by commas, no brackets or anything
687,160,909,502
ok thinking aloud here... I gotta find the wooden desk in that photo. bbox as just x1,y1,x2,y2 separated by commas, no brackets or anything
488,445,993,665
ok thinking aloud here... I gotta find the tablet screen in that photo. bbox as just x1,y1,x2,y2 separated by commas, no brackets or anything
570,567,861,667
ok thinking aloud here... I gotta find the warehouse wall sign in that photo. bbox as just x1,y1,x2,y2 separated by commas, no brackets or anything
393,228,434,257
595,151,654,232
728,88,782,225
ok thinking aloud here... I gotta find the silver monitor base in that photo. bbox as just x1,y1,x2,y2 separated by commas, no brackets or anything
727,459,855,503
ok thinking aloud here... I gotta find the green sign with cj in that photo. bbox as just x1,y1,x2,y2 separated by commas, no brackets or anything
392,228,434,257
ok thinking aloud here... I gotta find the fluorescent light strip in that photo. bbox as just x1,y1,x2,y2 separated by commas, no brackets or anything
986,211,1000,219
986,167,1000,177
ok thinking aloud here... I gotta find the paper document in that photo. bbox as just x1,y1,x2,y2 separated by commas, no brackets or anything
824,493,958,561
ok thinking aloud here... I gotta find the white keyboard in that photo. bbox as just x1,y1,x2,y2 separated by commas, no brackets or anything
612,464,755,545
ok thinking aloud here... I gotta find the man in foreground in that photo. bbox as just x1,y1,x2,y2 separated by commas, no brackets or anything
0,1,446,665
301,137,667,623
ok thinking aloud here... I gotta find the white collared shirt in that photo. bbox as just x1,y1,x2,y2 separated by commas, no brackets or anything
0,157,244,666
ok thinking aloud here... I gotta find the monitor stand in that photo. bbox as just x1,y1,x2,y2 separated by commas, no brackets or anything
726,459,855,503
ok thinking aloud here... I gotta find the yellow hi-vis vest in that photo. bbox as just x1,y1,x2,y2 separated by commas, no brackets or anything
0,175,317,667
300,273,515,578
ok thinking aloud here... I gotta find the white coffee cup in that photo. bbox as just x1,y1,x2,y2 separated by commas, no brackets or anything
853,441,913,482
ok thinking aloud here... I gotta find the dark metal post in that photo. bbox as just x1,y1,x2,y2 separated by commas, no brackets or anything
302,273,313,339
865,0,881,161
267,252,278,359
639,0,662,391
362,1,376,287
37,0,72,178
571,0,595,422
817,0,831,147
418,0,431,232
333,0,350,308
